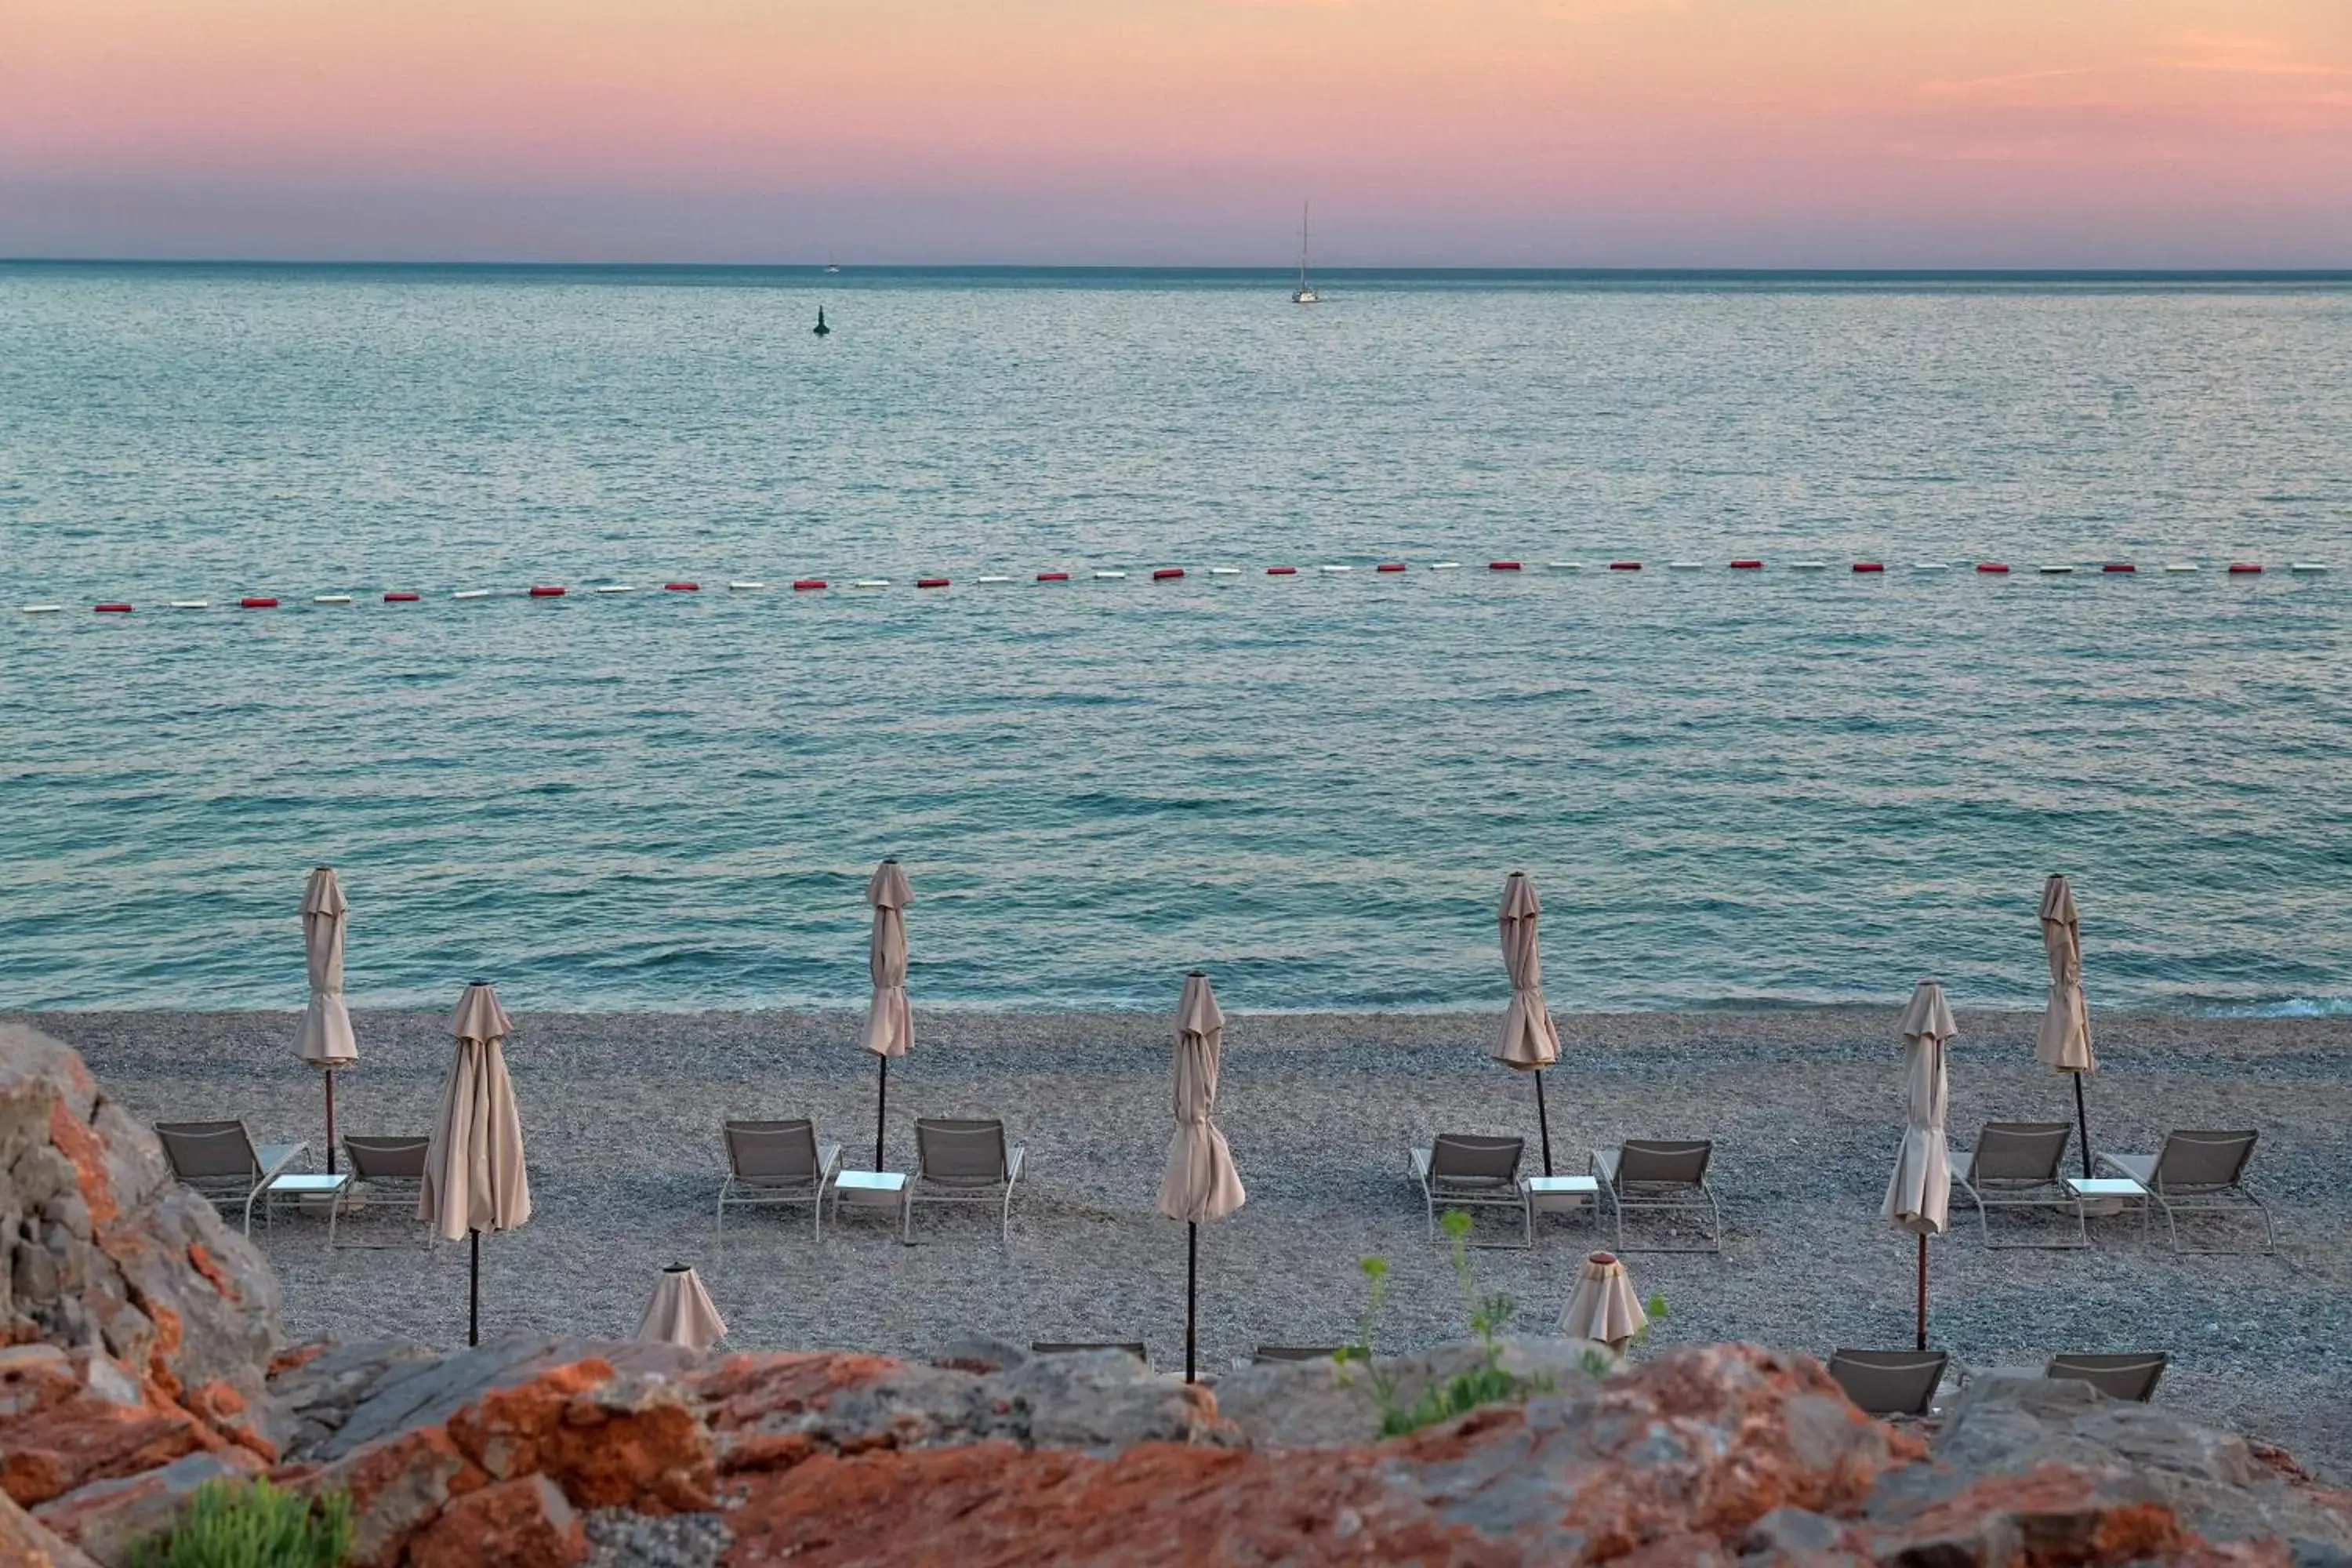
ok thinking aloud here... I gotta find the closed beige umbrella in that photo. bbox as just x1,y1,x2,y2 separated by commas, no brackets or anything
1882,979,1954,1351
1493,872,1562,1174
1559,1250,1647,1353
1159,971,1245,1382
635,1264,728,1352
421,980,532,1345
861,858,913,1171
2036,874,2097,1177
296,866,358,1173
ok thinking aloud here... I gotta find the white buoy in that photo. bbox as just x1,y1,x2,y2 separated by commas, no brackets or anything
2039,564,2076,575
1428,561,1462,571
1912,562,1951,572
314,593,354,604
976,575,1013,584
1093,570,1126,580
1789,561,1828,572
851,578,891,589
20,604,63,613
2290,562,2328,573
2164,563,2199,573
1668,561,1704,571
169,600,211,609
728,580,765,590
1207,567,1241,576
593,584,636,593
1544,561,1584,571
1319,564,1352,574
453,589,492,600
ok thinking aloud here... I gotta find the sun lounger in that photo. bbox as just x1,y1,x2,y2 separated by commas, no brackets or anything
906,1119,1024,1243
1410,1134,1529,1247
2096,1131,2274,1254
339,1135,433,1250
1591,1140,1722,1252
1031,1341,1147,1361
1952,1122,2082,1247
1827,1349,1947,1416
2047,1352,2166,1403
717,1120,842,1250
154,1121,303,1236
1252,1345,1343,1365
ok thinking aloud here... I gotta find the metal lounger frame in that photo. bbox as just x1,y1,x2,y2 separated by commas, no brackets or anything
717,1120,843,1253
905,1119,1024,1244
2046,1352,2168,1403
339,1135,434,1251
1592,1140,1722,1253
1411,1135,1530,1248
1828,1348,1949,1417
154,1121,303,1237
1953,1122,2083,1249
2097,1131,2273,1254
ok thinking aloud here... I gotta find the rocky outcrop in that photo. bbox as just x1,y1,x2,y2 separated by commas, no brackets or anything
7,1022,2352,1566
1,1023,285,1556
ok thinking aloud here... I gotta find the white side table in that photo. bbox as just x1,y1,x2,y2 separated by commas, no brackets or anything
2066,1176,2147,1241
831,1171,907,1232
1525,1174,1600,1221
267,1172,352,1250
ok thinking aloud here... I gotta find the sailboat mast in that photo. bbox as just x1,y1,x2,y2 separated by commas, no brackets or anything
1299,201,1311,289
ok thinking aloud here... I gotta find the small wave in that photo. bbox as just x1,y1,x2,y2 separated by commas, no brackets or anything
2194,996,2352,1018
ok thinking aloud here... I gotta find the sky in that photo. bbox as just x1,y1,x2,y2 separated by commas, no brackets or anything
2,0,2348,267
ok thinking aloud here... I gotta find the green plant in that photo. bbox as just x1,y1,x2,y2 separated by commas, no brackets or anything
133,1477,353,1568
1340,1207,1555,1437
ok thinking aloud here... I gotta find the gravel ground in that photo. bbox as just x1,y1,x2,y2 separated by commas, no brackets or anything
20,1007,2350,1481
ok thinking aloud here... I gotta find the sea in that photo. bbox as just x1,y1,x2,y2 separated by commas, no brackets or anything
2,263,2347,1015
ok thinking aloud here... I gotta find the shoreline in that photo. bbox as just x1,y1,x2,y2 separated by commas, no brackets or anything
16,1007,2350,1480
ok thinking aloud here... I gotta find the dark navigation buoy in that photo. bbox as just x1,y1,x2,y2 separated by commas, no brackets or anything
813,307,831,339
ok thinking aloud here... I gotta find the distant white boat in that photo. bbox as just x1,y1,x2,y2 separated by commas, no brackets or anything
1292,203,1319,305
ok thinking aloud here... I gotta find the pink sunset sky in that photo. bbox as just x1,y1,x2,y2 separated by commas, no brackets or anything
3,0,2347,267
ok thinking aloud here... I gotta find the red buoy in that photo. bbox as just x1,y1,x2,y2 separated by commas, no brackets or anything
1976,563,2010,574
2228,563,2262,574
528,585,565,597
94,602,132,613
384,591,421,602
1375,562,1406,573
916,577,949,588
1036,570,1071,582
1266,565,1298,575
664,582,699,592
792,579,827,590
1851,563,1884,574
1730,559,1763,569
240,596,279,608
2102,563,2135,574
1489,561,1522,572
1152,568,1185,580
1609,561,1641,571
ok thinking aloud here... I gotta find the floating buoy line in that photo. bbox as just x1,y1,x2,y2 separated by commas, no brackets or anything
19,557,2331,616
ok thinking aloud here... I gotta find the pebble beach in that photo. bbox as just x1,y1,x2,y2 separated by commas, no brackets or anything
20,1006,2351,1482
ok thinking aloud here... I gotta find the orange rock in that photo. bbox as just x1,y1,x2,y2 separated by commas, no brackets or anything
410,1475,586,1568
0,1490,102,1568
285,1425,488,1568
0,1346,214,1508
183,1244,235,1301
445,1358,715,1514
45,1099,119,1232
693,1352,902,1433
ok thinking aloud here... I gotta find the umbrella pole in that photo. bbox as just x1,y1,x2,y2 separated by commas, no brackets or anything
469,1229,481,1348
875,1055,888,1171
1534,1069,1553,1176
2072,1073,2092,1179
325,1070,337,1174
1915,1234,1927,1352
1186,1221,1198,1385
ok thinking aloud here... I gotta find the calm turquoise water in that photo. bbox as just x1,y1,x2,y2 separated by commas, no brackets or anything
2,264,2347,1014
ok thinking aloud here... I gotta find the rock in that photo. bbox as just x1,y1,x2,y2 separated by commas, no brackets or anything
1928,1370,2352,1552
1212,1334,1606,1450
409,1474,586,1568
582,1505,731,1568
925,1334,1029,1375
266,1338,440,1459
311,1334,699,1461
0,1490,103,1568
443,1356,714,1512
992,1348,1227,1453
0,1343,215,1508
286,1422,486,1568
31,1448,264,1568
1735,1504,1864,1565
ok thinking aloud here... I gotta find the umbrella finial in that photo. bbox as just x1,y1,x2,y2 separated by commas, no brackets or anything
665,1261,691,1273
1187,967,1206,977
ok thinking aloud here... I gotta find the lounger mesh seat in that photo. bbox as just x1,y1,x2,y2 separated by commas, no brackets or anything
906,1119,1024,1243
154,1121,303,1237
340,1134,433,1250
1828,1349,1948,1417
1591,1140,1722,1252
1410,1134,1528,1247
2096,1131,2273,1254
2048,1352,2167,1403
717,1120,842,1250
1952,1122,2082,1248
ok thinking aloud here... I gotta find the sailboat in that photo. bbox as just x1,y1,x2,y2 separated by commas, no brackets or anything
1291,203,1319,305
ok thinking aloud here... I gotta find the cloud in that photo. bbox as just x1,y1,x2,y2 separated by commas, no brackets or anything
2152,31,2352,78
